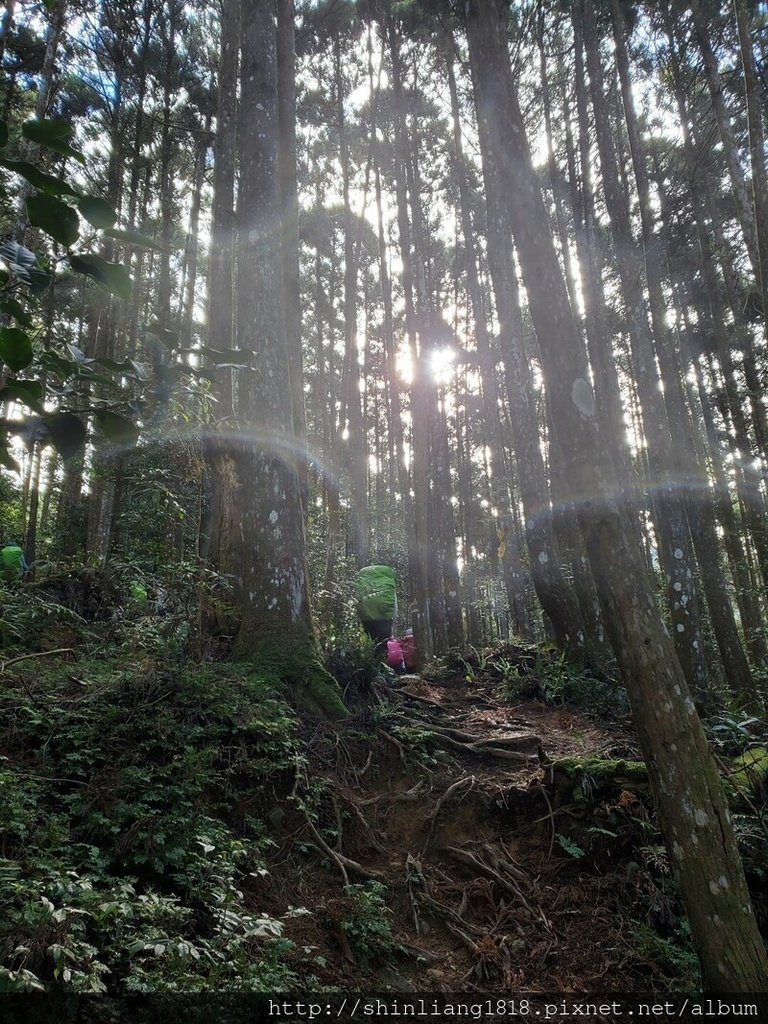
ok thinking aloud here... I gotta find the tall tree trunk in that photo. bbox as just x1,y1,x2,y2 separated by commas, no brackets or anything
611,0,751,698
388,9,432,657
465,0,768,991
471,32,587,659
207,0,238,415
446,50,531,640
583,0,707,698
227,0,345,720
278,0,308,495
335,35,368,566
690,0,768,330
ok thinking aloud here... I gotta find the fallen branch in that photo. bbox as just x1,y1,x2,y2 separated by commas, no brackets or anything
1,648,77,675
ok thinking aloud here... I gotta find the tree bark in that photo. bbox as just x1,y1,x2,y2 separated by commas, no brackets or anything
464,0,768,991
582,0,708,698
223,0,345,719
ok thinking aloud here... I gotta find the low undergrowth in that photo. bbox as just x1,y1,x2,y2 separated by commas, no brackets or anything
1,635,765,1001
0,659,304,993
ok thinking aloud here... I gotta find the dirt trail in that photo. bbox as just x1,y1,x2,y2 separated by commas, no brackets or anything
259,667,683,993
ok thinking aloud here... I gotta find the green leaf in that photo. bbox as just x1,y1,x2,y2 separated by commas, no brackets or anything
556,834,585,859
0,327,34,371
43,412,87,460
39,351,80,380
104,227,168,252
66,343,90,364
146,323,178,349
42,0,56,10
78,195,117,230
0,239,36,278
94,410,140,447
69,253,132,301
0,240,53,293
28,267,53,295
0,158,79,197
0,298,34,328
21,118,85,164
93,356,126,373
26,194,79,248
0,379,44,412
129,359,151,380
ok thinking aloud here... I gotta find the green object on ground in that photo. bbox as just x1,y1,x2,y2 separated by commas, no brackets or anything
727,747,768,808
128,580,148,604
355,565,397,621
1,544,24,582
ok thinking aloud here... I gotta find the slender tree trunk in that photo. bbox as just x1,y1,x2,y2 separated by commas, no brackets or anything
690,0,768,328
335,35,368,566
446,51,531,640
465,0,768,991
583,0,707,698
471,32,586,659
207,0,238,416
278,0,307,495
388,8,432,656
611,0,751,698
179,119,210,349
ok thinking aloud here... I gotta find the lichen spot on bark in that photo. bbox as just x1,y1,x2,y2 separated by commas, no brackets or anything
672,841,683,861
673,581,682,592
571,377,596,418
537,551,549,563
694,809,709,826
709,879,721,895
684,697,696,716
673,548,683,559
676,623,684,632
269,510,278,524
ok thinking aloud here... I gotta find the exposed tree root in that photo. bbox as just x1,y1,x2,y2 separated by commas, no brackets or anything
301,811,384,884
421,776,476,856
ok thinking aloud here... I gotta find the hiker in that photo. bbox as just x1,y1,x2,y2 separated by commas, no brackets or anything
1,542,28,584
401,627,418,672
385,635,406,674
355,564,398,658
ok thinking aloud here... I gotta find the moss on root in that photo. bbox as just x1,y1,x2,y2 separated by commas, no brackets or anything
548,756,649,803
233,624,348,720
726,747,768,809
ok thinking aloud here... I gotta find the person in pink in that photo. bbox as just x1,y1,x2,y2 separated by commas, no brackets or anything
385,636,406,673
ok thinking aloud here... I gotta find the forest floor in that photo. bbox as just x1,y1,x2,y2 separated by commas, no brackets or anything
268,652,700,995
3,630,766,1005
